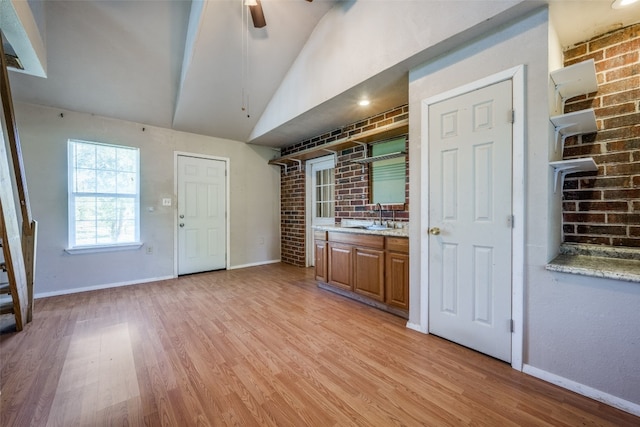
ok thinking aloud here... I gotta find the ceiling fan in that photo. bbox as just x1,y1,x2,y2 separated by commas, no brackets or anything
246,0,313,29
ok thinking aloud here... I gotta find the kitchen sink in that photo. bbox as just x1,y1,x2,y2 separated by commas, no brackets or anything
366,224,390,230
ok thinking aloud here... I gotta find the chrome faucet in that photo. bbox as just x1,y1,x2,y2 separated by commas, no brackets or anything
375,203,382,225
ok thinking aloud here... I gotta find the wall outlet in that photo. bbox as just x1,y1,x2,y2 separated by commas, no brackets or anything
162,198,172,206
146,246,153,254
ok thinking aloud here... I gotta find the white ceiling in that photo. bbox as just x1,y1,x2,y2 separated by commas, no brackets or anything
6,0,640,148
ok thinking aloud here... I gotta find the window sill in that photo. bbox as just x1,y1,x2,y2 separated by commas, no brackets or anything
546,243,640,284
65,242,144,255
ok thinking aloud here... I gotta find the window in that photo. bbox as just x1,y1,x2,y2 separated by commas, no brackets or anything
67,139,140,249
315,167,335,219
371,138,406,204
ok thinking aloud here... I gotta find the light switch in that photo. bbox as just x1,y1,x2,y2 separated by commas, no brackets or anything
162,198,172,206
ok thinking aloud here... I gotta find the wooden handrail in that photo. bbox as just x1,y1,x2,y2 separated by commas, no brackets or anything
0,32,33,235
0,31,36,324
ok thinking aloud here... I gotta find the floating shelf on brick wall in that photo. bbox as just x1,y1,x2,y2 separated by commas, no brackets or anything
550,59,598,110
550,108,597,153
549,157,598,193
268,119,408,172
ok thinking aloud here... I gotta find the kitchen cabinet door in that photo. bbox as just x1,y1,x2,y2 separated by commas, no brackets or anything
353,247,385,302
386,251,409,310
328,242,352,291
315,239,328,282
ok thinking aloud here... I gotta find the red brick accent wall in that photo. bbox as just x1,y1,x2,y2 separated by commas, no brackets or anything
280,166,306,266
279,105,410,266
562,23,640,247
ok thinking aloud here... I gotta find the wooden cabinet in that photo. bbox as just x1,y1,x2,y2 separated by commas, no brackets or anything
314,231,328,282
318,230,409,316
353,249,385,302
385,237,409,310
328,242,353,290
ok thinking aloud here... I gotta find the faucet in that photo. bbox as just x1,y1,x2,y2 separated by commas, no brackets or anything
375,203,382,225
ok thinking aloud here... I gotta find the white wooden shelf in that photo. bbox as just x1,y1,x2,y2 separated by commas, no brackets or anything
550,59,598,110
549,157,598,193
351,151,406,164
550,109,597,153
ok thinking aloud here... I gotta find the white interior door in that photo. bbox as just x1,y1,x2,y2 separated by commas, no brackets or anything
306,155,335,266
428,80,513,362
177,155,226,275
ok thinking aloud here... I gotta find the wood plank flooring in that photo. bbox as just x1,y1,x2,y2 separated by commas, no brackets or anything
1,263,638,426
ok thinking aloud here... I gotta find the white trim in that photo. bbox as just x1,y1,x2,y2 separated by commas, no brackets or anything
523,364,640,417
34,275,175,299
64,242,143,254
419,65,526,371
406,321,428,334
174,151,231,275
227,259,281,270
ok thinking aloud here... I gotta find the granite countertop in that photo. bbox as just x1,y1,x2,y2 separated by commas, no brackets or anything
313,221,409,238
546,243,640,283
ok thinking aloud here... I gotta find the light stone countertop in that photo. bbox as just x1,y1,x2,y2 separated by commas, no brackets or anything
312,221,409,238
546,243,640,284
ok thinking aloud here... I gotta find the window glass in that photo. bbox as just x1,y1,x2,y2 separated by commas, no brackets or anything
371,138,406,204
68,140,140,247
315,168,335,218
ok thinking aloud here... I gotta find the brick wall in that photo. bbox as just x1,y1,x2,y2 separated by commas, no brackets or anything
280,166,306,266
562,23,640,247
279,105,410,266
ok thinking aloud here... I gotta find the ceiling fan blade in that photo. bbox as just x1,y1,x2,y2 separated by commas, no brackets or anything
249,0,266,28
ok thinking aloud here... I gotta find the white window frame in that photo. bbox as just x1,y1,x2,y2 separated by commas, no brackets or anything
66,139,142,254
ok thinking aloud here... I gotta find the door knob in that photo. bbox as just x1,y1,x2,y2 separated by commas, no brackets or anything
179,223,184,228
428,227,441,235
179,214,184,219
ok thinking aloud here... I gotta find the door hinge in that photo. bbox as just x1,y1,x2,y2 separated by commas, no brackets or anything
508,109,515,123
510,319,515,333
507,215,514,228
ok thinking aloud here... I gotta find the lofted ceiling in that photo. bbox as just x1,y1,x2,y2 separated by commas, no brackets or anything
5,0,640,148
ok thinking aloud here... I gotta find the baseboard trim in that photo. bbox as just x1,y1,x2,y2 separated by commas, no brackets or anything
406,322,428,334
523,364,640,417
34,275,175,299
228,259,281,270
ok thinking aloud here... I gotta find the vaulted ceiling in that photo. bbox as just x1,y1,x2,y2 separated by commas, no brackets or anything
5,1,640,148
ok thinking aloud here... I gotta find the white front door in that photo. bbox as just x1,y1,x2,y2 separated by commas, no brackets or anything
177,155,226,275
428,79,513,362
306,155,335,266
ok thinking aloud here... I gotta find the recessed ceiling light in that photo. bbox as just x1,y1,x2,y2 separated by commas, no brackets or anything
358,99,370,107
612,0,639,9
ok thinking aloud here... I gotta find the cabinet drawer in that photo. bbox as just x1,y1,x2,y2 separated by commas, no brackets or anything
386,237,408,253
328,232,384,249
314,230,327,240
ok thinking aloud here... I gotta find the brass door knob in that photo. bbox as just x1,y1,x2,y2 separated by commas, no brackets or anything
429,227,441,235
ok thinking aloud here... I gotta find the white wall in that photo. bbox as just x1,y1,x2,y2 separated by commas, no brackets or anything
408,7,640,411
251,0,522,140
15,102,281,296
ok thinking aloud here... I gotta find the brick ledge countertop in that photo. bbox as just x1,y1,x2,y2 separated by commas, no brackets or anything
546,243,640,284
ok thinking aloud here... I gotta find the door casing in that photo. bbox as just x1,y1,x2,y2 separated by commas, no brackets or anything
417,65,525,370
173,151,230,276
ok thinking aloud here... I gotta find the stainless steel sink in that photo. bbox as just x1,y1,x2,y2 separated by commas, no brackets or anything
366,224,389,230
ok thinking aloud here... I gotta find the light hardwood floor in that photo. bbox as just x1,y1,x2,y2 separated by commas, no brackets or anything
1,263,638,426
